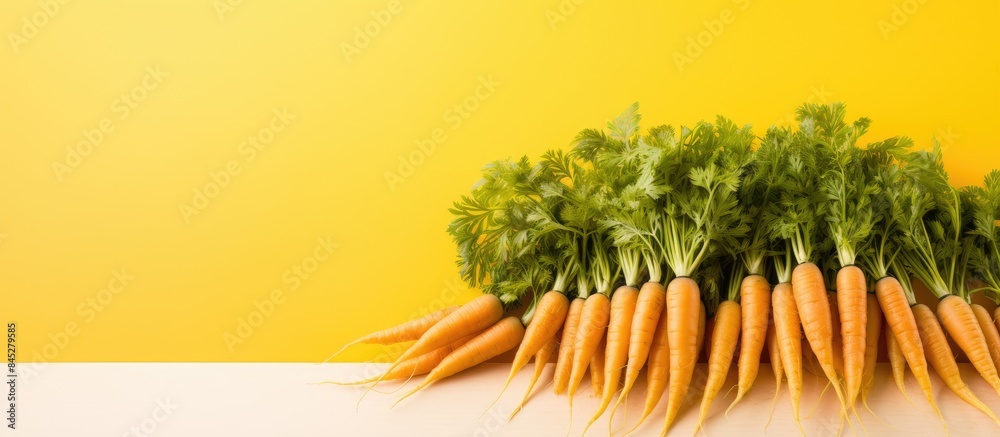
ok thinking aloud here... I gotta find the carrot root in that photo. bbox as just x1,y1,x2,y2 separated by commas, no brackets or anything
914,304,1000,427
937,295,1000,397
729,274,771,413
695,300,741,433
393,316,525,408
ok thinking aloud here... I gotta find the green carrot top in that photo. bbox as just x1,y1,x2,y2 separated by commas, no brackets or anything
964,169,1000,302
895,144,967,300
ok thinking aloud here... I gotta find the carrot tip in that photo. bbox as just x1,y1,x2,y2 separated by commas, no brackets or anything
725,391,746,417
320,338,362,364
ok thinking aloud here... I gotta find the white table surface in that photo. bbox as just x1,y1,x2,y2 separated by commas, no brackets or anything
7,362,1000,436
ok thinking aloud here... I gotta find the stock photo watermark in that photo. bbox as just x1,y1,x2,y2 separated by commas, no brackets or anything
878,0,930,40
121,397,178,437
935,126,958,152
340,0,403,63
384,75,501,192
179,108,295,224
7,0,71,53
468,405,508,437
223,237,338,351
52,65,169,182
545,0,587,30
773,86,834,127
6,323,15,430
20,269,135,381
673,0,751,72
213,0,247,21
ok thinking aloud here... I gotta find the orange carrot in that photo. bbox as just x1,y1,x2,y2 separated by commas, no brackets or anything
326,305,460,361
837,266,867,409
875,277,942,419
387,295,502,371
590,333,607,397
626,290,671,434
802,337,821,377
703,315,716,368
728,274,771,411
611,281,666,420
792,262,846,409
567,294,611,397
554,298,585,394
885,320,907,397
971,303,1000,375
697,300,707,358
764,316,783,429
497,291,569,399
913,304,1000,426
772,282,803,430
766,319,783,387
394,316,525,406
695,300,741,432
828,292,845,377
659,277,702,435
361,295,504,406
996,307,1000,340
322,333,475,385
509,334,559,420
936,295,1000,396
860,294,882,406
585,286,638,431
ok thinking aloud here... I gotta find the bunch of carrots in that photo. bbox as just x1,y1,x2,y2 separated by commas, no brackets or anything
329,103,1000,435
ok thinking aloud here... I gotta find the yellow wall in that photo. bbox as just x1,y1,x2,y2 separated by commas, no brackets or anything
2,0,998,362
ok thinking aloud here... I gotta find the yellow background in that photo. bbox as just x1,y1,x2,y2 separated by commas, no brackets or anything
2,1,998,362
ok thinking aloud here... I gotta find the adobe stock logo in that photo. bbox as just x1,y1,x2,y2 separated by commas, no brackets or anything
7,0,71,54
52,65,169,182
340,0,403,63
179,108,295,224
385,75,501,191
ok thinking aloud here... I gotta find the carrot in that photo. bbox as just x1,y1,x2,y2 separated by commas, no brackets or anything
584,286,638,431
836,265,867,410
802,337,820,377
394,316,525,406
554,298,585,394
659,277,702,435
496,291,569,400
763,316,783,430
567,293,611,398
611,281,666,421
509,334,559,420
971,303,1000,376
885,320,907,393
387,294,503,371
625,290,671,434
875,276,942,420
590,334,607,397
359,294,504,406
697,300,707,357
772,282,804,431
321,333,475,385
860,293,882,408
766,319,783,387
913,304,1000,426
324,305,459,362
936,295,1000,396
828,292,845,377
728,274,771,411
703,314,716,365
996,307,1000,339
695,300,741,432
792,262,847,409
